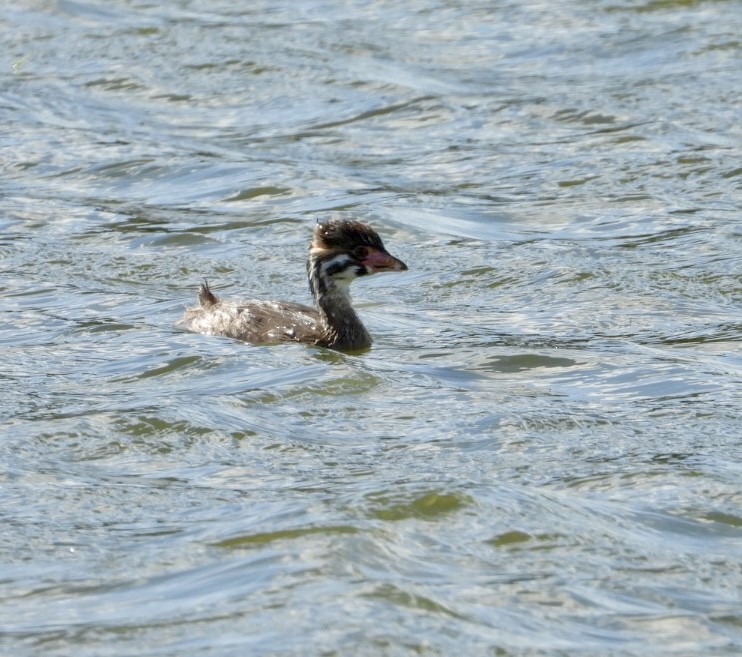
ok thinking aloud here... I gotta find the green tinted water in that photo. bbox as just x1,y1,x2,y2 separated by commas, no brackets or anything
1,1,740,655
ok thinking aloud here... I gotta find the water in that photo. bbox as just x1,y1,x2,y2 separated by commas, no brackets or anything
1,0,741,655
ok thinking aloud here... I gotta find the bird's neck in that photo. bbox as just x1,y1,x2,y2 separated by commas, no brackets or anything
308,260,372,351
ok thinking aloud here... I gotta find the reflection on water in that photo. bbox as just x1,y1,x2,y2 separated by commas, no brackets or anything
1,0,741,655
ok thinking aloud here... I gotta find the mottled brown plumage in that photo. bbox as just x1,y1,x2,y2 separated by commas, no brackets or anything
177,219,407,352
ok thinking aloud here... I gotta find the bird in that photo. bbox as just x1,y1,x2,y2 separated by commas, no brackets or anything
177,219,408,352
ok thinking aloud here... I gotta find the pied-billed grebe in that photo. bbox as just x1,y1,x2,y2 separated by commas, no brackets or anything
177,219,408,352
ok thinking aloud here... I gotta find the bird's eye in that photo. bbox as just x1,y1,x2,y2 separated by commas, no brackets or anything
352,246,368,259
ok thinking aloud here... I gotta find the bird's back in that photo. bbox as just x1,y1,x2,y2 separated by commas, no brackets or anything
177,284,325,345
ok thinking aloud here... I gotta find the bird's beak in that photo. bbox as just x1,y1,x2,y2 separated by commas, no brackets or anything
363,248,408,273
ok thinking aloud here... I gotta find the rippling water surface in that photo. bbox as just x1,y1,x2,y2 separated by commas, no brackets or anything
2,1,741,655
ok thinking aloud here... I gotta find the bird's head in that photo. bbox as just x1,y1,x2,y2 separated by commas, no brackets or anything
308,219,407,293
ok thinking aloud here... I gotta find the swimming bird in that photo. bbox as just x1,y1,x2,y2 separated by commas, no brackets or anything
178,219,408,352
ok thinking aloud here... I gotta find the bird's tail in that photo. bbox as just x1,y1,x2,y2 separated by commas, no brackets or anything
198,280,219,308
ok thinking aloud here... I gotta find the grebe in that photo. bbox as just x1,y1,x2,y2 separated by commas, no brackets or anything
178,219,408,352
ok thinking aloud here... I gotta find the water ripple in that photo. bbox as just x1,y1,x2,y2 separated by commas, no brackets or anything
2,0,741,655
